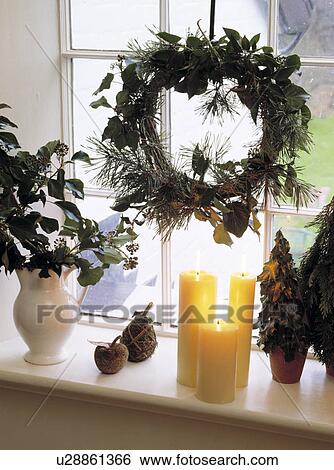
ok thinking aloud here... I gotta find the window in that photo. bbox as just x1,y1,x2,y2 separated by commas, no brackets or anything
60,0,334,331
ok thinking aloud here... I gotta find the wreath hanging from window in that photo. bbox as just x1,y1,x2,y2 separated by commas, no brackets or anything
89,26,314,246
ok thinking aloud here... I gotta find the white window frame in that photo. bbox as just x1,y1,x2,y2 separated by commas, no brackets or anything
59,0,333,334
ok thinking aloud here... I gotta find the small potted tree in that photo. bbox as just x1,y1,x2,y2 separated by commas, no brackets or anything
257,230,308,383
299,197,334,377
0,104,137,364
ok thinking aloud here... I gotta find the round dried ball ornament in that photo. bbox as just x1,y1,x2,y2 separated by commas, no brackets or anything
121,302,157,362
90,336,129,374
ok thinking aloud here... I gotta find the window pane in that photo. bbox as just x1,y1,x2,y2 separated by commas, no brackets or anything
272,214,316,264
76,196,161,318
171,214,265,319
280,67,334,209
278,0,334,57
72,58,120,189
171,91,259,163
70,0,159,51
170,0,268,43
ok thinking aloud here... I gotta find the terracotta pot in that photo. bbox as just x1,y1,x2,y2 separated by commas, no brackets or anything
269,348,307,384
326,364,334,378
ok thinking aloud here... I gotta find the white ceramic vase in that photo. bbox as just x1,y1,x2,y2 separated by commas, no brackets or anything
13,268,85,365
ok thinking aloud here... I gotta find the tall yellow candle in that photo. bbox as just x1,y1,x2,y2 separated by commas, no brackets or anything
177,270,217,387
196,321,238,404
229,272,256,388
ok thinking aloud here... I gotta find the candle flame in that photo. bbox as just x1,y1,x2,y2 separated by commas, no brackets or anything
195,250,201,280
241,253,247,276
215,319,222,331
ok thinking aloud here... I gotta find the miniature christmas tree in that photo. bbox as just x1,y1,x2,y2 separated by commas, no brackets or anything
299,197,334,370
257,230,308,362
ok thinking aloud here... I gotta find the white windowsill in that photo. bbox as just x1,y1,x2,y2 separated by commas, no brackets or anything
0,324,334,444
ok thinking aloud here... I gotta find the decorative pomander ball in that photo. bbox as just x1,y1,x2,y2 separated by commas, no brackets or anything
90,336,129,374
121,302,157,362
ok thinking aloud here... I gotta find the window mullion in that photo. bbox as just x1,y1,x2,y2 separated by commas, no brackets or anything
159,0,172,331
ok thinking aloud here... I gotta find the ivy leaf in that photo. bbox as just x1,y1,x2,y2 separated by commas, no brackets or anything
157,31,182,44
0,132,20,149
223,28,240,40
95,248,124,265
213,198,232,214
285,54,301,68
301,104,311,125
121,63,141,92
223,202,250,238
114,134,128,150
71,151,91,164
274,67,296,82
93,72,114,95
112,198,130,212
77,266,104,287
40,216,59,234
48,179,64,200
252,210,262,232
8,217,37,240
249,33,260,49
116,90,129,106
104,116,123,140
55,200,82,222
241,36,250,51
285,84,309,110
186,36,202,48
126,130,140,150
194,209,210,222
90,96,112,109
213,223,233,246
65,178,84,199
0,115,18,129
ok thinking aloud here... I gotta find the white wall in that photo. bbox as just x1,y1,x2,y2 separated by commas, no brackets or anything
0,0,62,340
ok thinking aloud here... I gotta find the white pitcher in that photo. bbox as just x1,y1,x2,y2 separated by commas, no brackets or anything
13,268,88,365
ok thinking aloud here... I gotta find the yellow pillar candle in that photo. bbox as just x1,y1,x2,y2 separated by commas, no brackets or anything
196,321,238,404
229,272,256,388
177,270,217,387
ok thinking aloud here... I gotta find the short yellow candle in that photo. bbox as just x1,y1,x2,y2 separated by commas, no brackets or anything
228,272,256,388
177,270,217,387
196,321,238,404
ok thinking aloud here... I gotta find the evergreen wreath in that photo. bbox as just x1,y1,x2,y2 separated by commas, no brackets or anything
89,26,315,245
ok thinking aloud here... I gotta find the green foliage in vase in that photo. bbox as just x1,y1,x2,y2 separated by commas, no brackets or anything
299,197,334,366
257,230,308,361
0,104,137,286
89,26,315,244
